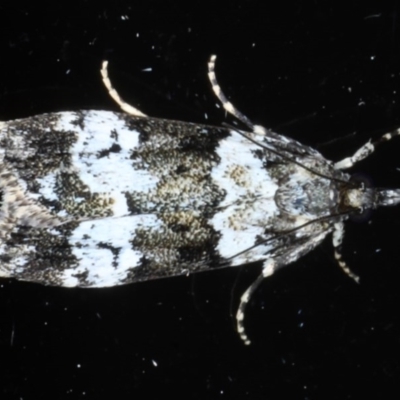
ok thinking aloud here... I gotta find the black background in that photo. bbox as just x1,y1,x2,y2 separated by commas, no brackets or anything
1,2,400,399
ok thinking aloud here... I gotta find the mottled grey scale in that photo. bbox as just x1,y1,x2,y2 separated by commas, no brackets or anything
129,212,224,282
0,107,399,298
0,113,77,181
0,111,245,286
70,111,89,131
115,116,232,278
0,108,243,284
0,222,80,286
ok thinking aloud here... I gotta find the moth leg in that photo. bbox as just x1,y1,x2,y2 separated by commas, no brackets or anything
100,61,147,117
332,222,360,283
236,259,276,345
207,56,270,137
236,228,335,345
208,55,254,129
208,55,287,141
334,128,400,170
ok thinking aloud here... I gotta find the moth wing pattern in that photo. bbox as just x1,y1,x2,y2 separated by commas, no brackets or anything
0,58,330,287
1,55,400,345
0,108,329,289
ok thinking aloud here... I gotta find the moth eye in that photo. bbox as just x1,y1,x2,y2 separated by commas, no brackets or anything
347,174,374,222
350,206,373,223
349,172,373,191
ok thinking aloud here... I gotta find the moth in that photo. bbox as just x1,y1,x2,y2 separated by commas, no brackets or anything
0,56,399,344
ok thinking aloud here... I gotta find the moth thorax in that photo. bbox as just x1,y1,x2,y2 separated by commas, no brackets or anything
274,175,335,217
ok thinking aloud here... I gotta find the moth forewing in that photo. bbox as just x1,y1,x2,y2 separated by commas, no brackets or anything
0,56,399,345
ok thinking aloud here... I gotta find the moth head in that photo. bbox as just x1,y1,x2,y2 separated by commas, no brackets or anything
340,174,400,215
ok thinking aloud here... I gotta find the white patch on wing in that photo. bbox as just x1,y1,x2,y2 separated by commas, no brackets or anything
55,111,159,217
210,130,279,259
35,172,58,201
63,214,162,287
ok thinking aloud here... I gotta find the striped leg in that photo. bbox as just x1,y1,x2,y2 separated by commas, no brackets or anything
100,61,147,117
236,229,331,345
332,222,360,283
334,128,400,170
